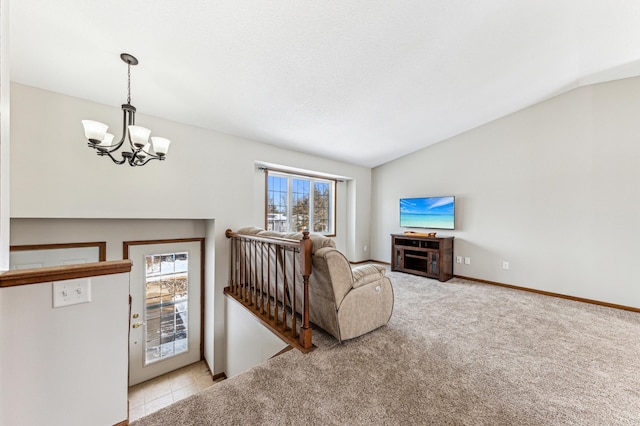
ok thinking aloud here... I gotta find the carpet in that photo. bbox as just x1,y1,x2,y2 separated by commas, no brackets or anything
132,271,640,425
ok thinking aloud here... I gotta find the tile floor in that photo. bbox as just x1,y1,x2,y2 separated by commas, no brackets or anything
128,361,224,422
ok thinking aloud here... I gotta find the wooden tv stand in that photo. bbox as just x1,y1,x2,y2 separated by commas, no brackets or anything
391,233,454,282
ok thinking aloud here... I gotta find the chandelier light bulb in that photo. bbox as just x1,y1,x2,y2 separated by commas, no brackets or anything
151,137,171,156
128,125,151,148
81,120,108,143
98,133,115,148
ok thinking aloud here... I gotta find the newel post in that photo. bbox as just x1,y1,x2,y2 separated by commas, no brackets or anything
225,229,237,294
299,231,313,349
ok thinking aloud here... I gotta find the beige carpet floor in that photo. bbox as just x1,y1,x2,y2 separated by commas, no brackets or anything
132,271,640,425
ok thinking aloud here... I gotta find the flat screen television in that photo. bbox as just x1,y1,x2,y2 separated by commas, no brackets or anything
400,196,455,230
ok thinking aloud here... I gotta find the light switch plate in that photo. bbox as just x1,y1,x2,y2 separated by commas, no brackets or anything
53,278,91,308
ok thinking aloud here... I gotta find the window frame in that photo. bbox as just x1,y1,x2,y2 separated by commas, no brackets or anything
265,169,337,237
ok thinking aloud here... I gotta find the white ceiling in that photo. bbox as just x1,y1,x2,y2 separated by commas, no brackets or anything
9,1,640,168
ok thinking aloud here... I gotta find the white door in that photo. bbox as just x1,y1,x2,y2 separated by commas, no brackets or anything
128,240,202,386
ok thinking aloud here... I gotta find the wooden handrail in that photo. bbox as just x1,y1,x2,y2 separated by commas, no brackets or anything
0,260,133,287
224,229,314,352
225,229,300,248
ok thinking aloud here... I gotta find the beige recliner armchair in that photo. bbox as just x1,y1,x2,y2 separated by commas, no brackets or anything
236,227,394,342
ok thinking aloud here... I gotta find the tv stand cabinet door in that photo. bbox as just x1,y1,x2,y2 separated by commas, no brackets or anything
439,240,454,281
427,251,439,277
391,246,402,271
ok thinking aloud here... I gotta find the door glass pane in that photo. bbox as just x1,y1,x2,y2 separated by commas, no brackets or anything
144,252,189,365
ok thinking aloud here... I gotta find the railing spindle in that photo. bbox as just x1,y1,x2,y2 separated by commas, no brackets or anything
251,240,256,308
281,246,287,330
245,239,249,303
267,243,272,319
232,237,237,295
291,247,297,337
240,239,245,301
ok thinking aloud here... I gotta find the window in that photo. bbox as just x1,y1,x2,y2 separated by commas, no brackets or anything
266,171,336,235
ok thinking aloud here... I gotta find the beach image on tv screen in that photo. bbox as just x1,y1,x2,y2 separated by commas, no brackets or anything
400,196,455,229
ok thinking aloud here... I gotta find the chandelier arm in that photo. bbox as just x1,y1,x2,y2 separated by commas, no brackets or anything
103,140,125,154
134,156,162,167
100,150,128,165
137,147,162,161
132,148,158,166
99,106,130,154
132,144,164,165
129,146,149,166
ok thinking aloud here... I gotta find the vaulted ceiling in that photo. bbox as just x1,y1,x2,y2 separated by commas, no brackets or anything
10,1,640,167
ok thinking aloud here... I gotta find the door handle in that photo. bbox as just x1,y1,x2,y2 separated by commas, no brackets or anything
132,322,145,329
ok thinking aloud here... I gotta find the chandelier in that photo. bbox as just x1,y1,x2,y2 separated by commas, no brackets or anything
81,53,171,166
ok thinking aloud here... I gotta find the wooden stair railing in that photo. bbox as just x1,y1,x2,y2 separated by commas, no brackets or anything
224,229,314,353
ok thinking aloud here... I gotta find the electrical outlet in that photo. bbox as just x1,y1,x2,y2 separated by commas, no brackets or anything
456,256,462,264
502,261,510,270
363,245,368,252
464,257,471,265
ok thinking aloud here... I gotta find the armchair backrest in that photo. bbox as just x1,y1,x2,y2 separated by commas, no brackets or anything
311,247,354,307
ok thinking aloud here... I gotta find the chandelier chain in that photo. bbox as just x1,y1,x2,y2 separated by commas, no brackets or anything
127,62,131,104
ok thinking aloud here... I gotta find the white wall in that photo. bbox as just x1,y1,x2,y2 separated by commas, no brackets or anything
204,219,217,372
371,76,640,308
0,2,10,420
0,0,10,272
225,298,288,377
0,272,130,426
9,83,372,376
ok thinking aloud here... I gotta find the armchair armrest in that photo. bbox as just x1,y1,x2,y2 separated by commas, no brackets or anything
351,264,387,289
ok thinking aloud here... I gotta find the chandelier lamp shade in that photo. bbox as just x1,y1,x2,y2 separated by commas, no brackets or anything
81,53,171,166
